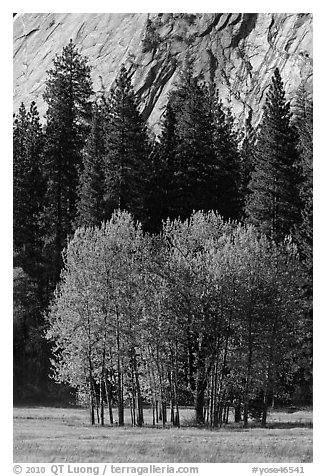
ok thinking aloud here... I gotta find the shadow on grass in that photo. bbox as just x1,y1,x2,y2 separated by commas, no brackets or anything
180,418,313,431
264,421,313,429
14,405,313,432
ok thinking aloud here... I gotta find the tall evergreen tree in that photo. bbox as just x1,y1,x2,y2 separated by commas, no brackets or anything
290,83,313,405
246,68,301,241
292,83,313,269
104,65,149,223
156,60,243,224
76,100,108,227
240,113,256,214
146,102,178,232
13,102,51,402
168,58,218,219
13,101,45,279
42,39,93,284
212,92,243,221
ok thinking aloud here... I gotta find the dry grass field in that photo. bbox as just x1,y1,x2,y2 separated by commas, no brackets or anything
13,406,313,463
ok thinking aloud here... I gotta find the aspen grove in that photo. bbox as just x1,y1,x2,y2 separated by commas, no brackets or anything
46,210,304,427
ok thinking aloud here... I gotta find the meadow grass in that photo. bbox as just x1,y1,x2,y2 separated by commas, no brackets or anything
13,406,313,463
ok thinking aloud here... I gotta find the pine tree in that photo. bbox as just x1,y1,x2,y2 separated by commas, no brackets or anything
76,100,108,227
212,92,243,221
13,102,50,401
13,101,45,279
240,113,256,213
146,102,178,232
159,60,243,223
42,39,93,283
293,83,313,269
104,65,149,223
14,102,30,253
246,68,301,241
290,83,313,406
168,58,218,219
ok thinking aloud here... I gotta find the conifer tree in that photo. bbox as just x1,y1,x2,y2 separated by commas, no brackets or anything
246,68,301,241
104,65,149,223
42,40,93,283
13,102,49,401
76,100,108,227
160,60,243,223
290,84,313,405
13,102,30,254
212,93,243,221
293,84,313,269
13,101,45,279
240,113,256,213
146,102,178,232
168,58,218,219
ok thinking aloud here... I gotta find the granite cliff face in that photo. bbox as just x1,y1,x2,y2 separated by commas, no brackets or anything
13,13,313,132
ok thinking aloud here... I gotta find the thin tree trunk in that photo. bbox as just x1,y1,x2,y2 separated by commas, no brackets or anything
225,403,230,424
213,360,219,426
262,390,268,427
117,371,124,426
152,400,155,426
175,401,180,428
194,362,206,424
100,379,104,426
243,402,249,428
158,361,166,427
132,393,136,427
215,326,230,427
96,387,100,425
104,377,114,424
155,400,159,424
116,309,124,426
89,377,95,425
108,396,113,424
146,346,157,426
234,398,242,423
243,313,253,429
130,397,135,426
262,321,277,427
162,400,167,427
133,353,143,427
170,399,174,425
209,359,219,427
